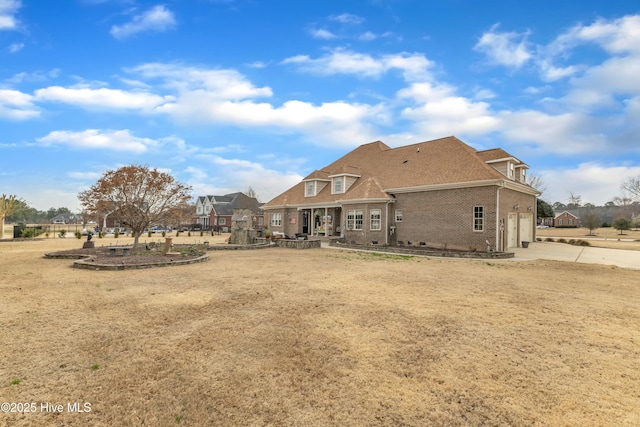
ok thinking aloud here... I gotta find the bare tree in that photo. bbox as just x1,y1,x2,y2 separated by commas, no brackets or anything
581,211,601,236
78,165,192,248
613,195,633,214
0,194,22,239
621,176,640,202
526,173,547,195
567,192,582,209
244,186,260,202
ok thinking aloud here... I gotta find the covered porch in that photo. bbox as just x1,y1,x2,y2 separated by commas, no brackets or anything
297,206,342,238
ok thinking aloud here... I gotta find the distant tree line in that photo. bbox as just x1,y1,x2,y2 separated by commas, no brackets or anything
536,175,640,232
3,199,75,224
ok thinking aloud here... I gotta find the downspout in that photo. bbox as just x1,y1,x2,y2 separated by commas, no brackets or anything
385,201,389,245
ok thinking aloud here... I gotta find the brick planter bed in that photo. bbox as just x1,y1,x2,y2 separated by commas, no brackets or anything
329,241,514,259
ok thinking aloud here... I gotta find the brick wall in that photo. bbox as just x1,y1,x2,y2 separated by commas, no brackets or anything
392,187,498,251
342,202,389,245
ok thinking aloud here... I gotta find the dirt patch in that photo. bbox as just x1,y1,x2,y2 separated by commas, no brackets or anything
1,237,639,426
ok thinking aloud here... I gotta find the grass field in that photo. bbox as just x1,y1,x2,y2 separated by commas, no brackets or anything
1,235,639,426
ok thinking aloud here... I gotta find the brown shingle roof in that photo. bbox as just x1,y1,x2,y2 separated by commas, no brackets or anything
264,136,526,207
476,147,523,164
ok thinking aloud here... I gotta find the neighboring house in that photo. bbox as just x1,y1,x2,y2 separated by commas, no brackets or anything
554,211,580,228
50,213,84,224
539,217,555,227
262,136,540,251
196,192,263,231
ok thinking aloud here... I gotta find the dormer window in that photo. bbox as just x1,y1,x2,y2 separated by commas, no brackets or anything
509,163,515,178
305,181,316,197
333,176,343,194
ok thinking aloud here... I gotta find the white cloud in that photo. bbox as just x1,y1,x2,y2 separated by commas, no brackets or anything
329,13,364,25
8,42,23,53
474,24,532,68
196,154,303,202
68,171,103,180
129,63,272,100
398,82,501,137
0,88,39,119
541,163,640,205
0,0,20,30
282,48,434,82
36,129,159,153
499,110,602,153
309,28,337,40
110,5,176,39
358,31,377,41
34,86,173,111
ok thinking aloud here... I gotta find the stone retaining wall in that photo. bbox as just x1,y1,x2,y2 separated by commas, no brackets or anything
72,254,209,271
275,239,321,249
330,241,514,259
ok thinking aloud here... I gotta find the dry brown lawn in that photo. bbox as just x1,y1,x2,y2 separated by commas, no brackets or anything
1,236,639,426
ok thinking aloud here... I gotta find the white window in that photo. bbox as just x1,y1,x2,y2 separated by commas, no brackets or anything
509,163,514,178
346,210,363,230
271,213,282,227
395,209,403,222
333,176,343,194
473,206,484,231
305,181,315,197
569,219,573,225
522,169,526,182
219,218,226,225
197,206,202,214
258,217,264,226
370,209,381,231
558,219,563,226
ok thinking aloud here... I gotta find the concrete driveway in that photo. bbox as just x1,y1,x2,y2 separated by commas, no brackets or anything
510,241,640,270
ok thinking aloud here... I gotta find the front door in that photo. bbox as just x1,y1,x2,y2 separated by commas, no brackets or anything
302,211,309,234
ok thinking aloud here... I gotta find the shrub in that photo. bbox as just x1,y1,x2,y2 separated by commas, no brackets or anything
59,230,67,238
200,231,204,237
577,240,591,246
21,228,44,238
568,239,577,245
162,231,166,237
557,238,567,244
188,231,191,237
176,231,180,237
545,237,554,242
148,230,152,237
114,231,119,238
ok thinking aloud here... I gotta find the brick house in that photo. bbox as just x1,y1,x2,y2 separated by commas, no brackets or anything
196,192,263,232
261,136,540,251
554,211,580,228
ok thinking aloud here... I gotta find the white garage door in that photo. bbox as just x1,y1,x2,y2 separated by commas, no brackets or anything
519,213,533,244
507,213,518,248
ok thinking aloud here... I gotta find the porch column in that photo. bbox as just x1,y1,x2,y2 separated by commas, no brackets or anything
324,207,328,236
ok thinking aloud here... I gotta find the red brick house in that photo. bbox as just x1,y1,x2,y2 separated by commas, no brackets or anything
196,192,263,232
262,136,540,251
554,211,580,228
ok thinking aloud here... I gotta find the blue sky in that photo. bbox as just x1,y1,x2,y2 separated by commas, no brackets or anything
1,0,640,211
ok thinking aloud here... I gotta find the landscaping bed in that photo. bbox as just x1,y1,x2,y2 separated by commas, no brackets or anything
45,244,209,270
330,240,514,259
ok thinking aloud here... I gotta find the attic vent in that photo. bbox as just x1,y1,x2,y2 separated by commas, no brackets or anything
403,159,408,164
